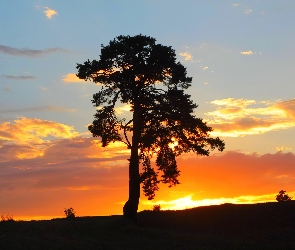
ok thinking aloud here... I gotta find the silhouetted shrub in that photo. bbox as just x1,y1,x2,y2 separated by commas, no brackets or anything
64,207,76,219
276,190,292,202
153,205,161,211
1,214,14,222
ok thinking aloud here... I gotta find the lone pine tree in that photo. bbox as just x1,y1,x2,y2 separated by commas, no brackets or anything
77,35,225,221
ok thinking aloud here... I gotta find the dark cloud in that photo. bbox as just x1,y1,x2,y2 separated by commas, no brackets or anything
0,45,69,57
2,75,37,80
0,140,128,204
0,158,127,191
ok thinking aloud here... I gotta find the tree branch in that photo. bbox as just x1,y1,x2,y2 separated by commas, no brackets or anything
123,119,133,148
112,91,121,107
149,88,166,94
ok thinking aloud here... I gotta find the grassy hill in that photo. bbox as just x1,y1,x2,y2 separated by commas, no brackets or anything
1,202,294,249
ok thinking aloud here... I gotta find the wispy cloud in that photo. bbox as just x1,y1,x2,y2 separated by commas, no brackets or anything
231,3,253,15
205,98,295,137
44,7,58,19
2,75,37,80
0,106,76,114
179,52,192,61
1,132,295,219
62,73,87,83
240,50,254,55
0,45,69,57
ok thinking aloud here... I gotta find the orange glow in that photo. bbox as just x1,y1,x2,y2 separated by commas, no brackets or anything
206,98,295,137
179,52,192,61
140,192,292,211
168,138,179,150
1,116,295,220
0,117,79,159
62,73,86,83
44,7,57,19
16,149,44,159
4,149,295,220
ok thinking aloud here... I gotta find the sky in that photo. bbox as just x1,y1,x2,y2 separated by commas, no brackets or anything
1,0,295,220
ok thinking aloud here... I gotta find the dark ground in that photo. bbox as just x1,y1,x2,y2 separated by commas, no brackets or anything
1,202,294,249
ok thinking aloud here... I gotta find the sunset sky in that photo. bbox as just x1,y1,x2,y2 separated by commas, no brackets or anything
1,1,295,220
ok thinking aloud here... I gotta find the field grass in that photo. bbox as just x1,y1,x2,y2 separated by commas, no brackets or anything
1,202,294,249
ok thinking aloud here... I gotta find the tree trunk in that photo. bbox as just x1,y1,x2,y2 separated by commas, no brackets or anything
123,150,140,222
123,100,141,222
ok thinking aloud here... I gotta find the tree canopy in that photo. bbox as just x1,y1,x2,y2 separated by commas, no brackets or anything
276,190,292,202
77,34,225,220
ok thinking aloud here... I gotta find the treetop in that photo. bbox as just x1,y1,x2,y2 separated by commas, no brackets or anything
77,34,225,200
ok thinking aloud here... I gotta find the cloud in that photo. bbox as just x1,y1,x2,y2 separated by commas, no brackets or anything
231,3,253,15
275,99,295,118
44,7,58,19
0,140,129,219
0,132,130,219
1,144,295,219
0,106,76,114
62,73,87,83
205,98,295,137
0,45,69,57
0,117,79,159
0,117,79,142
240,50,254,55
2,75,37,80
179,52,192,61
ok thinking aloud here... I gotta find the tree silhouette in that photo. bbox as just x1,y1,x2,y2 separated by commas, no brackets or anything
64,207,76,219
77,35,225,222
153,204,161,212
276,190,292,202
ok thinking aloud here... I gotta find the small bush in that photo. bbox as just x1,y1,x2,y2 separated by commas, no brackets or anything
276,190,292,202
1,214,14,222
64,207,76,219
153,205,161,211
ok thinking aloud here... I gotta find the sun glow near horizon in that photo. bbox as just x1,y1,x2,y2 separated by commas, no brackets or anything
9,190,295,221
140,192,294,211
